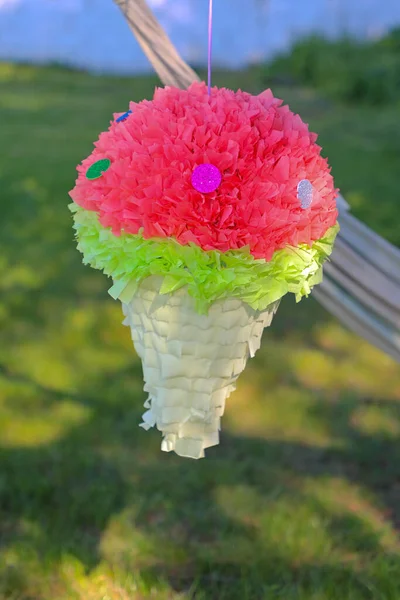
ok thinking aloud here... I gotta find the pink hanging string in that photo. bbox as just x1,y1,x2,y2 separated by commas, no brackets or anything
208,0,213,96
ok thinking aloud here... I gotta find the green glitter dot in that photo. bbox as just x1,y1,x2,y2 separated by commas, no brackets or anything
86,158,111,180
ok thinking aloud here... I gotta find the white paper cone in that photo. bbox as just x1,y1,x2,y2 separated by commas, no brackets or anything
121,276,279,459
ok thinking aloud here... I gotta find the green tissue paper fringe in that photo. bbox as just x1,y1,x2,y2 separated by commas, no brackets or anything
70,204,339,314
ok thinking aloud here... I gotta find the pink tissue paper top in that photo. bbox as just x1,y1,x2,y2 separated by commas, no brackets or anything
70,82,338,260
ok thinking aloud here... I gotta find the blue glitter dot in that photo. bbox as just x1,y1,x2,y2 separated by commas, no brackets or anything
116,110,132,123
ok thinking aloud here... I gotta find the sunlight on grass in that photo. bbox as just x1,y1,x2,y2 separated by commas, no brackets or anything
292,322,400,400
0,63,36,82
215,476,399,569
0,548,180,600
214,483,339,566
1,63,400,600
351,404,400,439
3,301,134,392
302,477,399,553
0,264,43,290
0,387,92,447
65,564,179,600
226,379,341,448
99,508,188,568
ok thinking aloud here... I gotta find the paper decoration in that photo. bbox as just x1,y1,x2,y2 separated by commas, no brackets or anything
191,163,222,193
69,82,339,459
116,109,132,123
85,158,111,180
297,179,314,209
70,84,338,259
70,204,339,313
122,276,279,458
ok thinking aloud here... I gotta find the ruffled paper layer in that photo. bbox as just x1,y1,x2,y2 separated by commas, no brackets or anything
70,204,339,314
122,276,280,459
69,82,338,260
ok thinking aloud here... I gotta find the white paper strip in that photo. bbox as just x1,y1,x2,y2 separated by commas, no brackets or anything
121,276,279,459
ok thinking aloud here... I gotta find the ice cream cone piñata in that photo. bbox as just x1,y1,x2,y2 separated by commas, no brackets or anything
69,83,339,458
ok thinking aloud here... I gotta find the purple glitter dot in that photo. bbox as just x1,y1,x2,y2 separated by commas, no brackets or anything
191,163,222,194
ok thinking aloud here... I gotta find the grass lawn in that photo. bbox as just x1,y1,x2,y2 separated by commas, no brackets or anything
0,62,400,599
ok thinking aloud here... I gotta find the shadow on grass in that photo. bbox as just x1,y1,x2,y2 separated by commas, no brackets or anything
1,227,399,598
1,347,400,599
1,64,400,599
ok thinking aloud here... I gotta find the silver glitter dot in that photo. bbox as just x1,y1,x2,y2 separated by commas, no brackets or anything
297,179,313,209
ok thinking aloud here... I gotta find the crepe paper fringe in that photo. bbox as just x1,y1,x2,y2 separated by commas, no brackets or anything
69,82,338,261
70,204,339,314
122,275,280,459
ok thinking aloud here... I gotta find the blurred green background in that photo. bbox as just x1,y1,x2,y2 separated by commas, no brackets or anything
1,31,400,599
